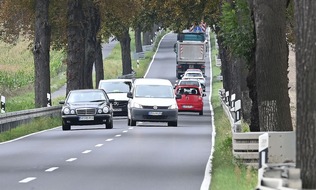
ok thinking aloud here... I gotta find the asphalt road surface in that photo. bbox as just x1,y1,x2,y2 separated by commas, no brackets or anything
0,33,214,190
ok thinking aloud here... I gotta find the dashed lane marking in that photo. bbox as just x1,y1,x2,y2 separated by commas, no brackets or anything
122,130,128,133
45,167,59,172
82,150,92,154
66,158,77,162
95,144,103,147
19,177,36,183
105,138,113,142
115,134,121,137
128,127,134,130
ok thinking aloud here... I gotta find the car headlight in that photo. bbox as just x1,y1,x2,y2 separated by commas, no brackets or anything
168,104,178,109
63,107,70,114
132,102,143,108
103,106,110,113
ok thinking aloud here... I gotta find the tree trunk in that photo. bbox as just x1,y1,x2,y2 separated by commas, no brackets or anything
254,0,292,131
95,39,104,88
143,31,152,45
83,1,99,89
67,0,85,94
295,0,316,188
118,28,132,75
33,0,51,108
135,25,143,53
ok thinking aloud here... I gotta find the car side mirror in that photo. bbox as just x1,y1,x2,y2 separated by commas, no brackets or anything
109,99,115,103
175,94,182,99
202,93,206,97
127,92,133,99
59,100,65,104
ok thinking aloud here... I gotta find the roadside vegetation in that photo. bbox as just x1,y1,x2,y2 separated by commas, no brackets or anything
209,32,257,189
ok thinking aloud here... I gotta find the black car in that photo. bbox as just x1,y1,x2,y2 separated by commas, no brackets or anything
59,89,114,130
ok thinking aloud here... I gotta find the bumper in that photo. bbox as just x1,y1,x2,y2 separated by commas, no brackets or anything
177,102,203,112
62,114,112,125
130,108,178,122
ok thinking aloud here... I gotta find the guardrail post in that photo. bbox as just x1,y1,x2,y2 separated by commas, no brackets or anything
47,93,51,107
258,133,269,184
234,100,241,122
225,91,230,106
1,95,5,113
230,94,236,109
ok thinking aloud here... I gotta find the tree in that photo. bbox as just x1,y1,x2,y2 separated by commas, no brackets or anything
34,0,51,107
294,0,316,188
253,0,292,131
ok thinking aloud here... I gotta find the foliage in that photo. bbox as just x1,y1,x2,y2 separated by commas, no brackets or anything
218,0,254,62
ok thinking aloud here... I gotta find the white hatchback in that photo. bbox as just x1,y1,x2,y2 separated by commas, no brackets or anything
127,78,181,126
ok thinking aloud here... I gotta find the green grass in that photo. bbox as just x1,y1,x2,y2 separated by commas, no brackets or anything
209,32,258,189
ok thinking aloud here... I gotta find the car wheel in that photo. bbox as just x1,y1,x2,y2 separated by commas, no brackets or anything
199,110,203,115
130,119,136,126
127,118,131,126
106,119,113,129
168,121,178,127
62,122,71,131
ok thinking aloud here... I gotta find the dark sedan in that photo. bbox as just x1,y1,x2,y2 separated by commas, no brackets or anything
59,89,114,130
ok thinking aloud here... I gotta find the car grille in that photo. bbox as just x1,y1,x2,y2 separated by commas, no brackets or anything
113,101,128,108
142,106,169,109
76,108,96,115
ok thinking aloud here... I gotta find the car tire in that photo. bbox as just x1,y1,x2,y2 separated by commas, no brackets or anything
127,118,131,126
62,122,71,131
130,119,136,126
106,119,113,129
168,121,178,127
199,110,203,115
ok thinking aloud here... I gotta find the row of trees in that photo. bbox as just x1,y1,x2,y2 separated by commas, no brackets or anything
0,0,315,188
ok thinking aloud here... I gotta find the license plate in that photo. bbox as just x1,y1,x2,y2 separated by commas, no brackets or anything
183,105,193,108
113,108,122,112
148,111,162,116
79,116,94,121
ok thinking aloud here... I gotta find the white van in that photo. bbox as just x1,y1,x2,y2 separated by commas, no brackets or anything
98,79,133,116
127,78,181,126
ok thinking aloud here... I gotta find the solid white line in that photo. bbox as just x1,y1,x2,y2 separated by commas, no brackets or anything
66,158,77,162
45,167,59,172
122,130,128,133
105,138,113,142
19,177,36,183
115,134,121,137
82,150,92,154
95,144,103,147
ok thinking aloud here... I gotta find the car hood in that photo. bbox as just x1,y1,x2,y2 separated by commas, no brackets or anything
66,102,106,108
134,98,176,106
107,93,129,101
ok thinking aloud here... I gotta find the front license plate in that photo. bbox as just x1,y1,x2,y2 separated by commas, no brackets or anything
113,108,122,112
148,111,162,116
183,105,193,108
79,116,94,121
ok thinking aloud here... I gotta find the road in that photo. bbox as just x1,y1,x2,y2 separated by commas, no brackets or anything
0,33,214,190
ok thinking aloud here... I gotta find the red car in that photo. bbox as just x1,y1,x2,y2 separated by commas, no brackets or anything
174,85,205,115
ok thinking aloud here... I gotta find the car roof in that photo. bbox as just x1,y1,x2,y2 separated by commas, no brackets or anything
70,89,104,92
176,84,200,89
133,78,172,86
99,79,133,83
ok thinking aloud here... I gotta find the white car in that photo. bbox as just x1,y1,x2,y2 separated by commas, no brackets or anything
127,78,181,126
98,79,133,116
181,70,206,91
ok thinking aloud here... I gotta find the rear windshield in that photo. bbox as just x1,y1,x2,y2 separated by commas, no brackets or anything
135,85,174,98
99,81,132,93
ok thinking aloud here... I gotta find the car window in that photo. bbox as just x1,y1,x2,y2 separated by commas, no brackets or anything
135,85,174,98
177,87,200,95
179,81,199,86
185,73,203,78
99,81,132,93
67,91,107,103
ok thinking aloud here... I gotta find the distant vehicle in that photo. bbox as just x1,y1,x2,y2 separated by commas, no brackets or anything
59,89,114,130
98,79,133,116
181,70,206,91
127,78,181,127
175,78,204,93
174,85,205,115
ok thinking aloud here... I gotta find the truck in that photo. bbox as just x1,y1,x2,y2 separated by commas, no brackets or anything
174,32,207,79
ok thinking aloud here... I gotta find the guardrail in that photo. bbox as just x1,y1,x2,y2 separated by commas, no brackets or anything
0,106,61,133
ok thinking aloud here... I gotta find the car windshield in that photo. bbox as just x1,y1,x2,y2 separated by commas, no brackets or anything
135,85,174,98
177,87,200,95
67,91,107,103
99,81,132,93
184,73,203,78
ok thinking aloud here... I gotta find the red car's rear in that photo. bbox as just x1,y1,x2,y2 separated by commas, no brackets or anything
174,85,204,115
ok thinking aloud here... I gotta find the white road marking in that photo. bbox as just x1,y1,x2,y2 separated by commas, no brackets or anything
95,144,103,147
105,138,113,142
45,167,59,172
82,150,92,154
66,158,77,162
128,127,134,130
115,134,121,137
19,177,36,183
122,130,128,133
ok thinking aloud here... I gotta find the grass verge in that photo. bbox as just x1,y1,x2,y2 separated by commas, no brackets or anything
209,32,257,189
